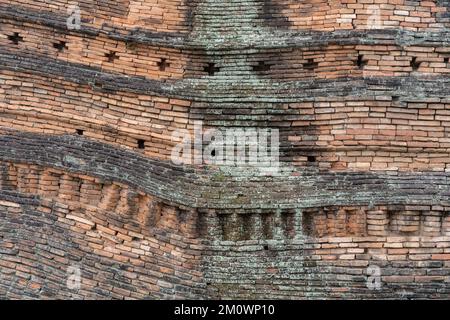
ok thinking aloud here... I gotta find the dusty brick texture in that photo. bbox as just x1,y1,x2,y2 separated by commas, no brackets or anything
0,0,450,299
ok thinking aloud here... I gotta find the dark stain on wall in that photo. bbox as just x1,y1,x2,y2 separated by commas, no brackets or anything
259,0,292,28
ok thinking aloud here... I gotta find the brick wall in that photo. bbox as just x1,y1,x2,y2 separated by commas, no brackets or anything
0,161,205,299
2,70,450,171
1,0,450,299
204,235,450,299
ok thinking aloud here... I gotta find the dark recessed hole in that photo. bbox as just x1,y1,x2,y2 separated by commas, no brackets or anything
105,51,118,63
132,237,139,241
204,63,220,76
307,155,316,163
53,41,67,52
444,57,449,64
137,139,145,149
263,245,269,250
76,129,84,136
392,96,399,102
157,58,170,71
253,61,272,72
411,57,421,71
357,55,368,69
126,41,138,50
211,149,216,157
8,32,23,45
303,58,318,71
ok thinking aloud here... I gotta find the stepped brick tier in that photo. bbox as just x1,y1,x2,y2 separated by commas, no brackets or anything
1,0,450,300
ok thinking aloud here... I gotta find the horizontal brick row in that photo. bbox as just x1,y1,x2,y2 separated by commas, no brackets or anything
2,0,192,33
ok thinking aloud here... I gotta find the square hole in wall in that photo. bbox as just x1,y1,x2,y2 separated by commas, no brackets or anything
307,155,316,163
204,63,220,76
157,58,170,71
410,57,421,71
357,54,368,69
105,51,118,63
53,41,68,52
253,61,272,72
303,58,318,71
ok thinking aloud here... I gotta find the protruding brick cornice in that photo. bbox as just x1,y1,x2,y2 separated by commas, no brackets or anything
1,4,449,50
1,130,450,210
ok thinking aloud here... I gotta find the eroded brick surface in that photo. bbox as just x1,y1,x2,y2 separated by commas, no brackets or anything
1,0,450,300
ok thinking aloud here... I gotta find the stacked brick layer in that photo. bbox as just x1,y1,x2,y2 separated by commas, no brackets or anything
1,0,450,299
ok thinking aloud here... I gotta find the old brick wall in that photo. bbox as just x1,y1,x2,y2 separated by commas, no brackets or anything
0,158,205,299
0,0,449,299
203,206,450,299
